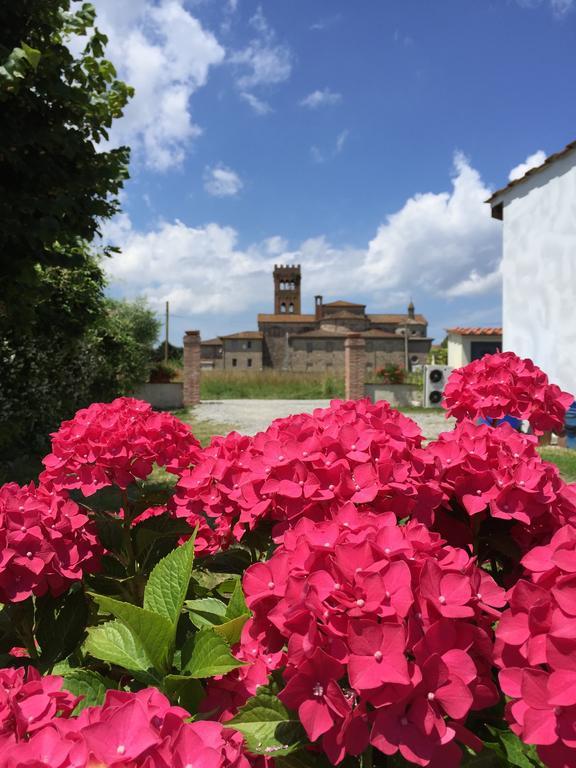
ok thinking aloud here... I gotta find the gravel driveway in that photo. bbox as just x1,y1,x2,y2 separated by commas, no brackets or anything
192,399,453,441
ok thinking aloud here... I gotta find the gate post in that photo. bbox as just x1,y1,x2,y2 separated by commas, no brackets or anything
345,333,366,400
183,330,201,406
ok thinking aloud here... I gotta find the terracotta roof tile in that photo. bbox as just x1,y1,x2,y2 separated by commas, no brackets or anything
201,337,223,346
258,313,316,323
446,327,502,336
369,314,427,323
220,331,263,340
323,300,366,307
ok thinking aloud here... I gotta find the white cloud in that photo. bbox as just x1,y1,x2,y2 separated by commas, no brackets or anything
516,0,574,13
335,129,349,154
310,130,349,163
89,0,225,170
363,153,502,298
300,88,342,109
508,149,547,181
240,91,273,115
204,164,244,197
229,7,292,90
104,153,505,325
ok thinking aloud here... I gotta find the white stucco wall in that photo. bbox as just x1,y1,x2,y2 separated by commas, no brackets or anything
447,334,502,368
497,150,576,397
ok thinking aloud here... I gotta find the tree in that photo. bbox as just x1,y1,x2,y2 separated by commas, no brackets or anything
0,0,132,325
0,1,135,468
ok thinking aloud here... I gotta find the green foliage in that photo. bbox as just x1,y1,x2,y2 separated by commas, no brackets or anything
228,688,305,756
0,0,132,306
55,667,116,713
201,370,345,400
0,1,139,466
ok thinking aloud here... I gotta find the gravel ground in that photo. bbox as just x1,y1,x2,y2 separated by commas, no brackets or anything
192,399,453,440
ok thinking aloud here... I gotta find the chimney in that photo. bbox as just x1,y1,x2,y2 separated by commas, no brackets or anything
315,295,323,321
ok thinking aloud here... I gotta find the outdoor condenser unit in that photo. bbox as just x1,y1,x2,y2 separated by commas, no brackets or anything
423,365,453,408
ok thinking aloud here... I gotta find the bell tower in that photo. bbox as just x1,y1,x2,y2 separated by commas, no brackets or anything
273,264,301,314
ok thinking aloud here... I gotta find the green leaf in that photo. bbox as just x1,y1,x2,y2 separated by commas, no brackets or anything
21,43,41,70
144,530,197,627
227,690,305,756
226,579,249,619
89,593,173,673
84,620,153,675
183,628,245,678
164,674,205,711
59,669,115,713
185,598,227,628
213,614,250,645
485,728,543,768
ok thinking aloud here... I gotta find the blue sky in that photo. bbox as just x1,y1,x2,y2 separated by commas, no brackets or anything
93,0,576,345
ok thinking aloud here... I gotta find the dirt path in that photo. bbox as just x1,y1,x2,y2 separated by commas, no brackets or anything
190,399,452,441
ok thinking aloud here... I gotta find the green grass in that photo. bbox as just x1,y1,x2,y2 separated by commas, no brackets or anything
200,370,344,400
539,446,576,483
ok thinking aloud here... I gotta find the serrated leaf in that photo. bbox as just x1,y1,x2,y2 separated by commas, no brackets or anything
185,597,227,628
59,669,115,713
90,593,173,673
485,728,542,768
183,628,245,678
84,620,152,674
144,529,197,627
213,614,250,645
227,690,305,756
226,579,249,620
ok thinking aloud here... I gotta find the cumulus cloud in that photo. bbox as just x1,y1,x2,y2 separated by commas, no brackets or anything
104,153,503,326
508,149,547,181
300,88,342,109
363,153,502,298
204,164,244,197
229,7,292,90
89,0,224,170
240,91,273,115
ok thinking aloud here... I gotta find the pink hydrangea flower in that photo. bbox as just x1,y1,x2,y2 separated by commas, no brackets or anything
443,352,573,435
237,511,503,766
40,398,202,496
0,482,102,603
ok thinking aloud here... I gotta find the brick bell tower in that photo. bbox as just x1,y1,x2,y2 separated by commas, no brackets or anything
273,264,301,314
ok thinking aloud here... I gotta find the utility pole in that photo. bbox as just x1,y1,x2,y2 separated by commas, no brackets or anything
164,301,169,364
404,325,409,372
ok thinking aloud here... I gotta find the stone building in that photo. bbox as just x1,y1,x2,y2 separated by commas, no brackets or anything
201,265,432,373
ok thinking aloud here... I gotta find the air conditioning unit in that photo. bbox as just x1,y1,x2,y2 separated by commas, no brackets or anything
423,365,453,408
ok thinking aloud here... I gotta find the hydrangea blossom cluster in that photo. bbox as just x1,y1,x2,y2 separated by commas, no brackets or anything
1,680,251,768
496,523,576,768
40,398,202,496
0,667,79,747
173,399,442,554
426,420,576,556
0,482,102,603
442,352,572,435
239,512,505,766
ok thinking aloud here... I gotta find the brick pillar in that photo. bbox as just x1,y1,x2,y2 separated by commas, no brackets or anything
345,333,366,400
183,330,201,406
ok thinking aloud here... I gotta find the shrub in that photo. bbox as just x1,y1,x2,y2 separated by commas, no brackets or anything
376,364,405,384
0,353,574,768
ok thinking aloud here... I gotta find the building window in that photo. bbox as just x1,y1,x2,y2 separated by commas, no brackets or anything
247,340,252,349
280,302,286,313
326,342,334,352
232,358,237,367
289,303,294,313
247,358,252,368
306,342,313,353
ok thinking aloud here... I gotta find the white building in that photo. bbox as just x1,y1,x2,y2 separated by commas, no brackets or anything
487,140,576,396
446,327,502,368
